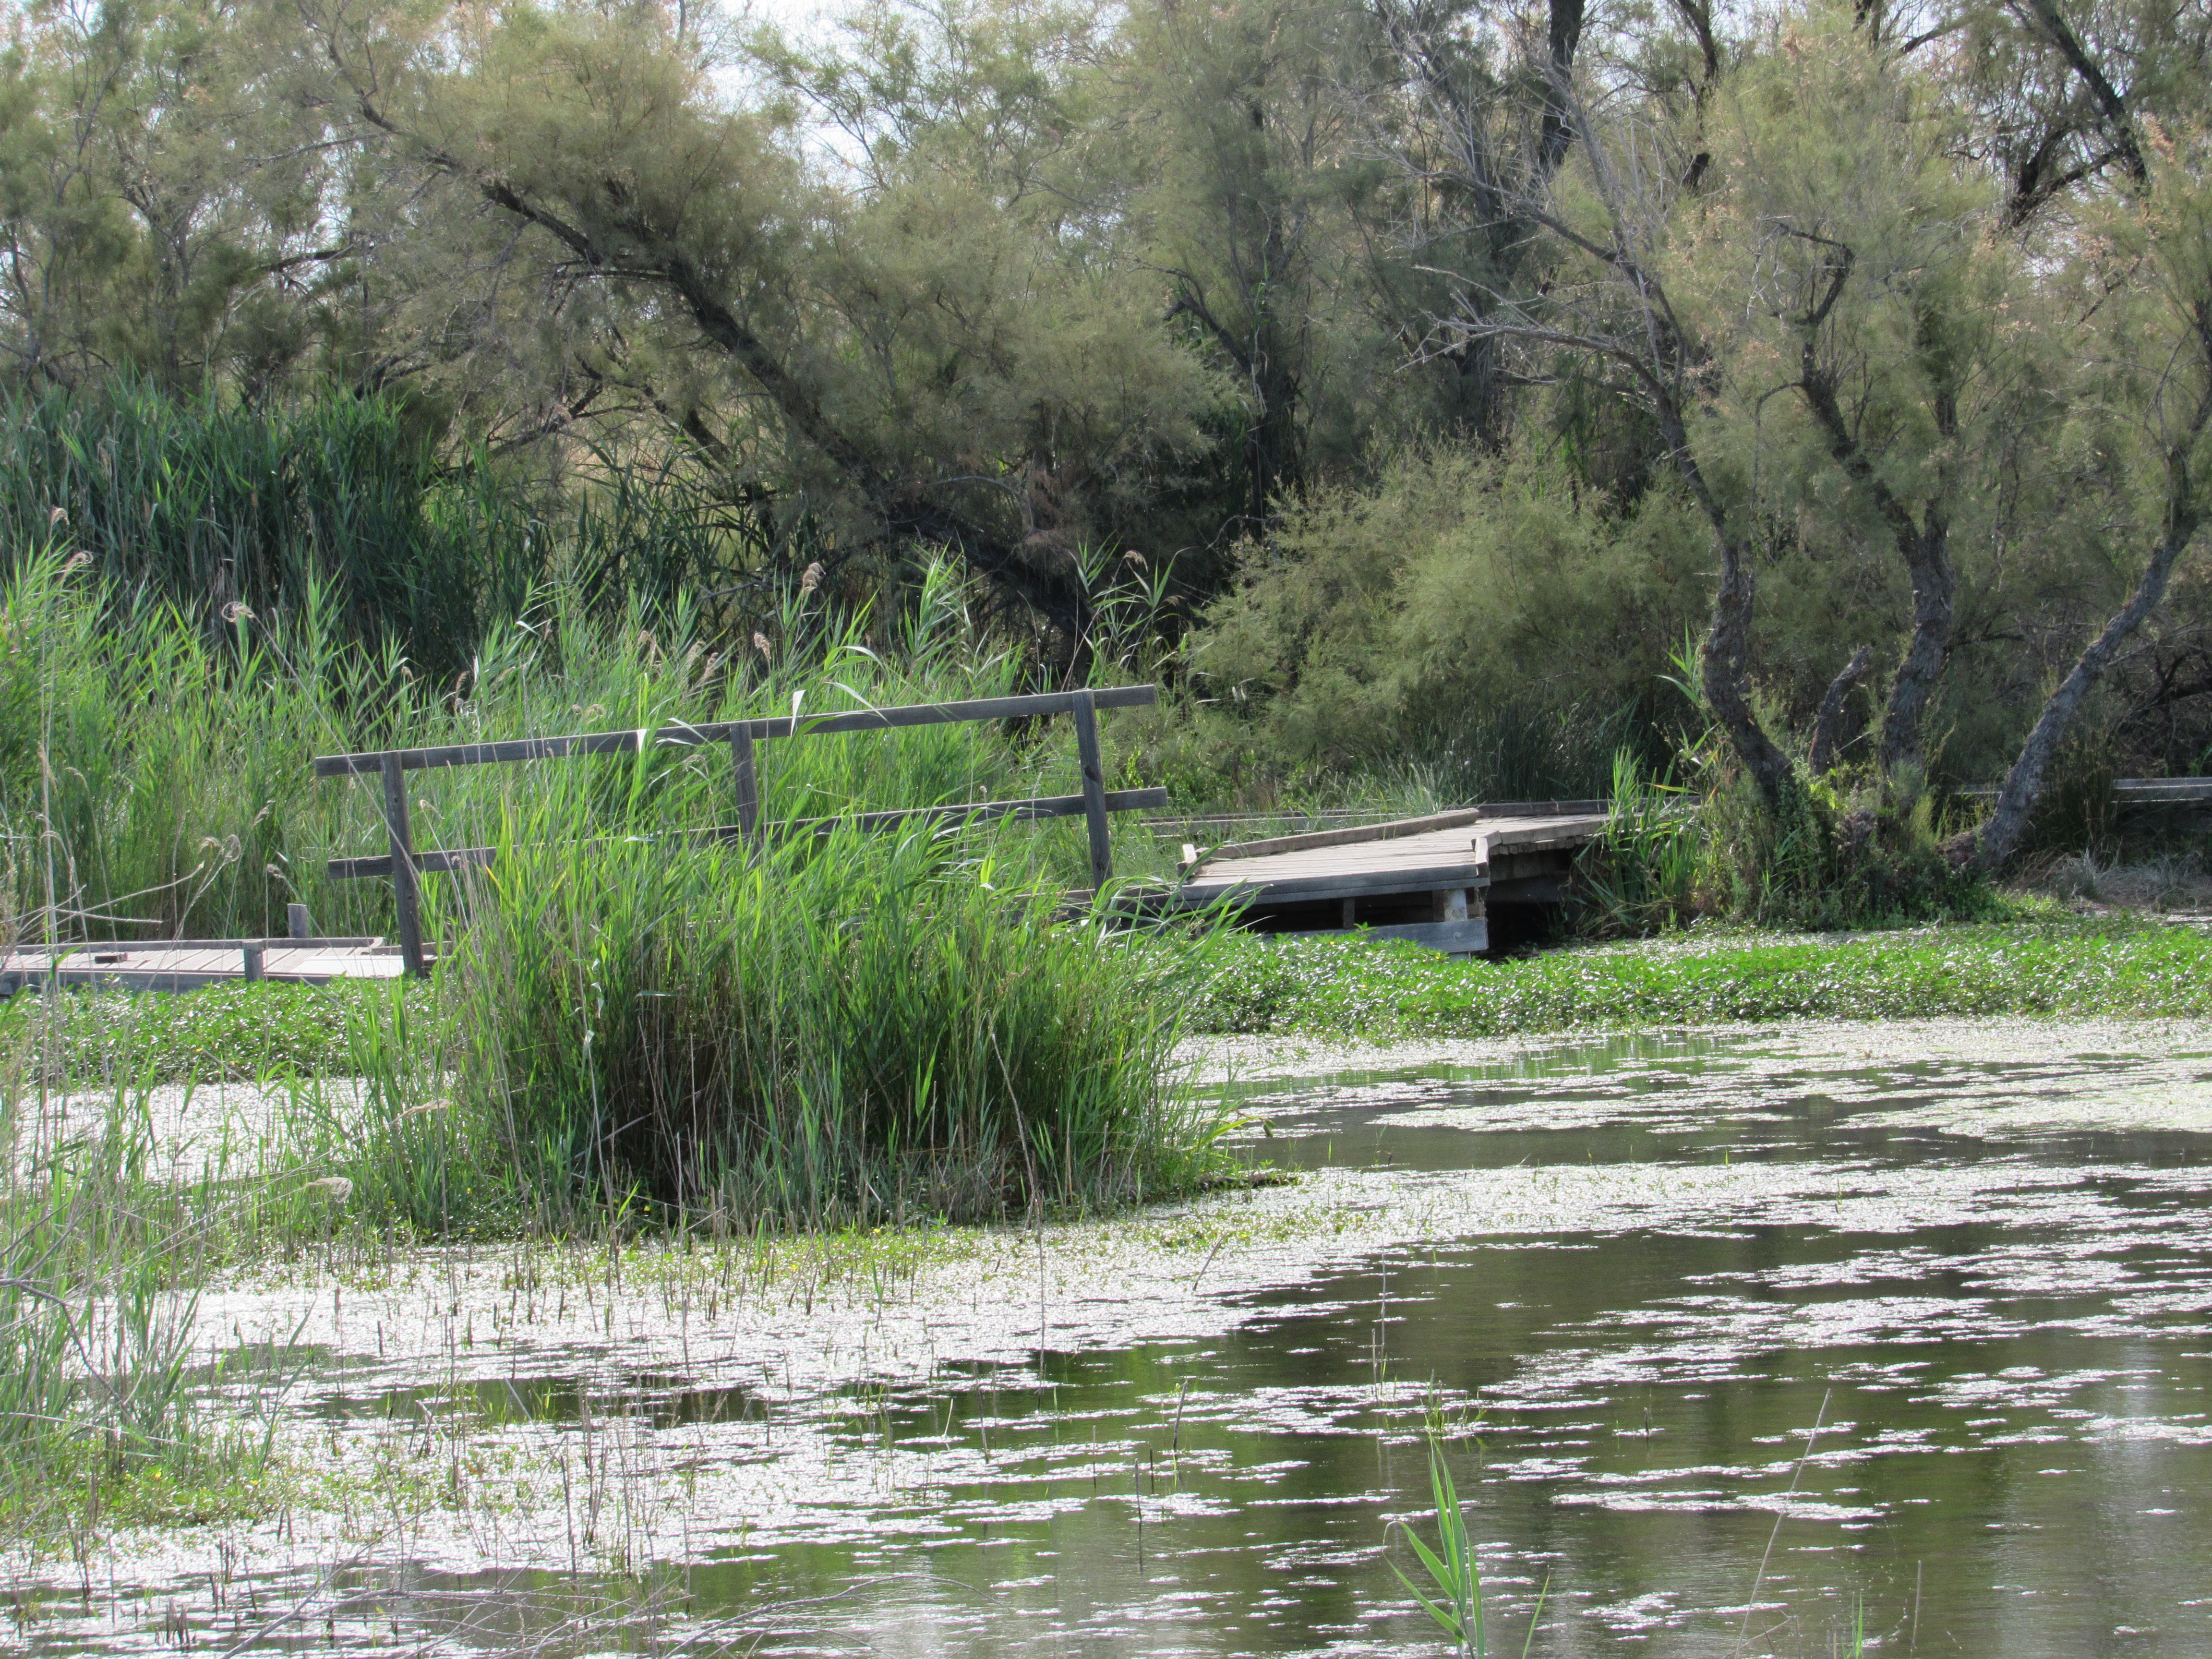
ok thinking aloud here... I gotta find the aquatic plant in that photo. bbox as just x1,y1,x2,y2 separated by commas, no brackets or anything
351,816,1232,1231
0,1084,290,1533
1392,1432,1547,1658
1187,914,2212,1038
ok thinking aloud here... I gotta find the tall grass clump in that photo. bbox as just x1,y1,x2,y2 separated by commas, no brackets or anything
1571,751,1701,935
0,1084,287,1533
0,379,535,680
1,540,1144,940
264,566,1227,1233
343,815,1228,1232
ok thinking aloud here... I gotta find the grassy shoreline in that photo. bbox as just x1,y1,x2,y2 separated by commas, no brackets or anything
1188,915,2212,1039
10,915,2206,1087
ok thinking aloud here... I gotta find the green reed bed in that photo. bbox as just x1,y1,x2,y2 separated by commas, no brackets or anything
5,548,1234,1238
1191,916,2212,1038
0,1081,300,1535
0,549,1157,944
343,804,1233,1232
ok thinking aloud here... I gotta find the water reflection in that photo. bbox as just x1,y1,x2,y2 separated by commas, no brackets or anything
705,1027,2212,1656
17,1022,2212,1656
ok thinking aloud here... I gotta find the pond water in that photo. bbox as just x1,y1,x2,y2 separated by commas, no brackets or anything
17,1020,2212,1657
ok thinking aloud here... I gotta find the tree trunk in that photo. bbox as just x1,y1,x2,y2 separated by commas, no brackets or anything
1880,510,1957,776
1702,530,1797,803
1809,644,1873,773
1798,361,1958,779
1653,391,1797,803
1977,516,2206,866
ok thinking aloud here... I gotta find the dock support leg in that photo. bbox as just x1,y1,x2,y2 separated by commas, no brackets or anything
1432,888,1469,923
730,725,761,841
380,753,427,979
1071,690,1113,891
286,902,310,941
241,941,264,983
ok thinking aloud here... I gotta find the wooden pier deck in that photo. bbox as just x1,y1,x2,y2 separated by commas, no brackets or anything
0,938,410,996
1171,802,1610,956
1,798,1613,993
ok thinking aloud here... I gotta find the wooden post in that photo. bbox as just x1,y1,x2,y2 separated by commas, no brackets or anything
241,941,264,982
286,902,310,941
1071,690,1112,890
730,724,760,839
1432,888,1469,923
380,753,426,978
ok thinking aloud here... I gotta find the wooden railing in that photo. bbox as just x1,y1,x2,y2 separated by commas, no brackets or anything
314,685,1165,976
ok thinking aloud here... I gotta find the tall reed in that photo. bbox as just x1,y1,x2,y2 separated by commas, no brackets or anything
0,1080,285,1531
345,809,1229,1231
0,549,1149,941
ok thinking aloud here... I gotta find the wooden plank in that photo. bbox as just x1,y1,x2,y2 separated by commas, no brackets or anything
1201,807,1490,863
313,685,1160,776
1477,819,1608,857
382,753,427,979
1959,778,2212,802
327,846,496,881
1071,690,1113,888
793,787,1165,839
1188,825,1492,882
1142,810,1379,831
1480,799,1609,818
5,937,379,954
2115,778,2212,800
730,727,761,837
326,789,1171,879
1176,859,1493,906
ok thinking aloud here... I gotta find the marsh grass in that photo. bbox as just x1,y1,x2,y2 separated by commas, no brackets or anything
1188,915,2212,1038
0,539,1240,1562
1389,1410,1549,1659
341,812,1237,1232
0,548,1168,941
1571,752,1701,936
0,1081,299,1536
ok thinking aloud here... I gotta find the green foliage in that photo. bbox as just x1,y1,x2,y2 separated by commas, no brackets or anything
1691,769,1996,931
0,380,529,681
1190,445,1702,785
1572,752,1702,936
1392,1436,1489,1658
0,531,1150,940
1390,1430,1549,1659
0,982,410,1087
1187,917,2206,1038
0,1093,289,1536
357,821,1233,1231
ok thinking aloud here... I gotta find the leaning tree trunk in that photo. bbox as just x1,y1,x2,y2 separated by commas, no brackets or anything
1880,510,1957,777
1809,644,1873,773
1701,527,1797,803
1978,515,2206,866
1800,364,1959,779
1660,397,1797,803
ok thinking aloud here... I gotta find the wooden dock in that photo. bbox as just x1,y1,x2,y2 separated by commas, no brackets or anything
1169,802,1610,956
0,937,410,997
1,796,1614,994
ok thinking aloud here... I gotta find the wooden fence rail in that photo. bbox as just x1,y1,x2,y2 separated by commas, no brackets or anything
314,685,1163,978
